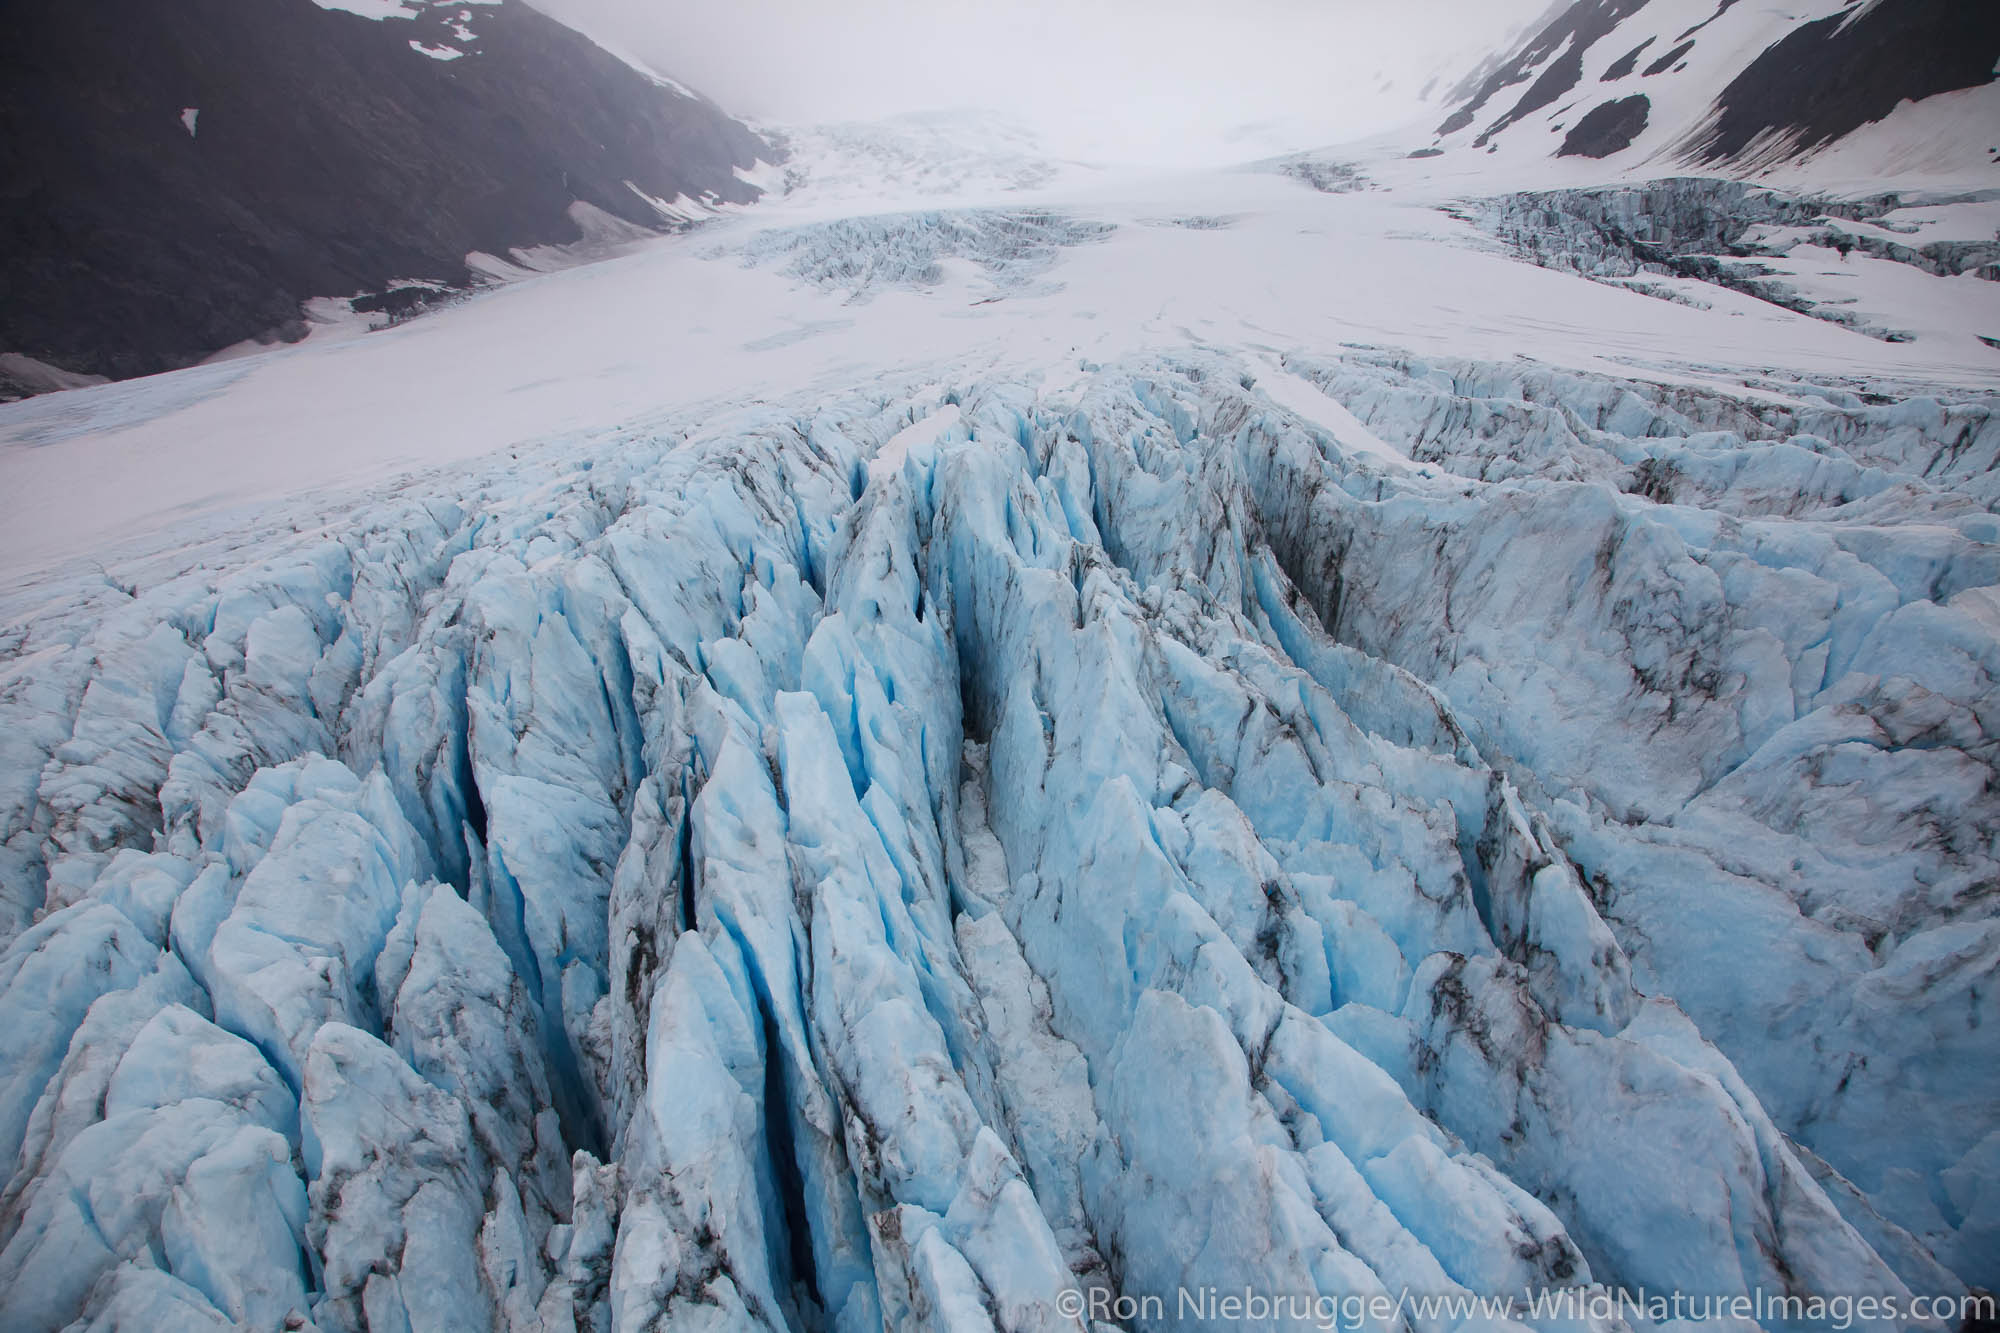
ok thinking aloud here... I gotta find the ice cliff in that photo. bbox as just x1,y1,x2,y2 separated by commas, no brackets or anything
0,341,1995,1330
1465,180,2000,341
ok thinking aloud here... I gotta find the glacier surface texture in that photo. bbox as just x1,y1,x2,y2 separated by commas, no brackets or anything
0,344,1996,1332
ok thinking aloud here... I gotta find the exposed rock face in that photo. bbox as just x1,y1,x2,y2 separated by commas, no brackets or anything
1681,0,2000,166
1557,95,1651,159
0,0,774,386
1596,37,1654,83
1435,0,1652,144
1639,39,1694,76
0,329,1993,1326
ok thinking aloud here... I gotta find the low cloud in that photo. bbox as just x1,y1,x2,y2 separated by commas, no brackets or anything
533,0,1548,162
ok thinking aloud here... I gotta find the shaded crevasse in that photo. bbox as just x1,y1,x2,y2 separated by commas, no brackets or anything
0,346,1991,1330
1463,179,2000,340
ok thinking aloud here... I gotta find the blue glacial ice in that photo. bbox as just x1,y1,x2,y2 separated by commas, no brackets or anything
0,344,1994,1330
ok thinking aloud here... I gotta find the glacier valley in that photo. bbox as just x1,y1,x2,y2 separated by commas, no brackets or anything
0,122,1997,1333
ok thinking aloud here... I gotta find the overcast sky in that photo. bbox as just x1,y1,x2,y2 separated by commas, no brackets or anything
536,0,1551,163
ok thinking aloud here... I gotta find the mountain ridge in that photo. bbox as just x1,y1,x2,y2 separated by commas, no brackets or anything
1425,0,2000,176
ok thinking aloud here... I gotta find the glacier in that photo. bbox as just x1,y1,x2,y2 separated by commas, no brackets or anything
2,81,2000,1332
1464,179,2000,341
1,319,1995,1329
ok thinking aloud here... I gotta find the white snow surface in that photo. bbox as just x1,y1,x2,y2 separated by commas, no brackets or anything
868,404,961,483
4,132,1993,573
1,113,1998,1332
310,0,424,20
1252,362,1416,471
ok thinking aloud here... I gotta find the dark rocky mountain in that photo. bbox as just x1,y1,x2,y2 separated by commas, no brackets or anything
1557,93,1650,158
0,0,774,392
1427,0,2000,170
1680,0,2000,165
1435,0,1651,146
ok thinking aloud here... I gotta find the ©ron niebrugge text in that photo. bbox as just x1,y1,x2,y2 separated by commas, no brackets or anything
1057,1285,1994,1330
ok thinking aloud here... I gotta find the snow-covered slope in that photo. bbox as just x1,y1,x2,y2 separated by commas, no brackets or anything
0,0,774,396
0,113,1997,1332
1425,0,2000,179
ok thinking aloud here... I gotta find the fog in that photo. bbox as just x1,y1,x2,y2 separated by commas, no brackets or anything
535,0,1551,163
